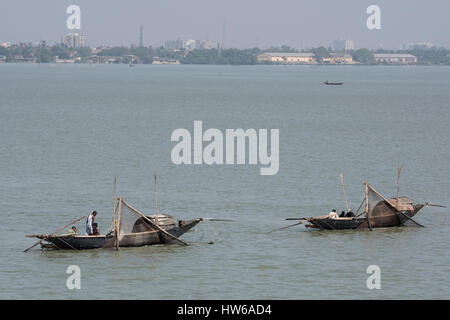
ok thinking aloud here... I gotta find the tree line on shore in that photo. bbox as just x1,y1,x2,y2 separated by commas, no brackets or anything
1,43,449,65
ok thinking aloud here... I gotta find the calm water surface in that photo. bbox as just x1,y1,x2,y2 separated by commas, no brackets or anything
0,64,449,299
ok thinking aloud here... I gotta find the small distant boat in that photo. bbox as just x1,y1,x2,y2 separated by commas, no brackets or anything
324,80,343,85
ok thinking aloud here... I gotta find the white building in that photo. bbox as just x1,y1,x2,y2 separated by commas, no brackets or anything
257,52,316,64
373,53,417,64
165,38,214,50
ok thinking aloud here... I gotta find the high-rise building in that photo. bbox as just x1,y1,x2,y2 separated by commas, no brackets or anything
332,39,354,51
165,38,209,50
164,38,203,50
196,39,214,49
62,33,86,48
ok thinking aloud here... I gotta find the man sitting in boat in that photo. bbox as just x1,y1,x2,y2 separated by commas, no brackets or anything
339,211,346,217
68,226,77,235
86,211,97,235
92,223,100,235
328,209,339,219
346,210,355,217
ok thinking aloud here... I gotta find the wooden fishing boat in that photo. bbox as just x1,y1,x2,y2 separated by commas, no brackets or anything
27,198,204,250
304,182,441,231
24,175,222,251
31,213,202,250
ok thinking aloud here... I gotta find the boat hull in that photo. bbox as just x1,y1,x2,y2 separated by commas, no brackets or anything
119,218,201,247
306,205,425,230
43,234,115,250
306,217,363,230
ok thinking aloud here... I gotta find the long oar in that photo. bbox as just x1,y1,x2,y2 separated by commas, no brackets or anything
285,217,307,221
267,221,306,233
426,203,447,208
24,215,86,252
200,218,234,222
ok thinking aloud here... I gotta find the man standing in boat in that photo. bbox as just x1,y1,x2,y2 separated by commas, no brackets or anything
86,211,97,235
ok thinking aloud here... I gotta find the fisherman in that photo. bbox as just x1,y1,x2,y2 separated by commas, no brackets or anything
346,210,355,217
328,209,338,219
92,223,100,235
339,211,346,218
68,226,77,234
86,211,97,235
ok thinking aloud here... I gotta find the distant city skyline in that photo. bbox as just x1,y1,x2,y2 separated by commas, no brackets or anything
1,0,449,49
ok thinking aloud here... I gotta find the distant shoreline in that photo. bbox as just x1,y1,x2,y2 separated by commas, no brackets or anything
1,62,448,67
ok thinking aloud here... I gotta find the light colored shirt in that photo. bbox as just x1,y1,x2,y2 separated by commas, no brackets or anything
328,211,339,219
86,214,93,235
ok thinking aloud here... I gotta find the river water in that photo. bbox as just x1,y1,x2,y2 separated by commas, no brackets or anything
0,64,449,299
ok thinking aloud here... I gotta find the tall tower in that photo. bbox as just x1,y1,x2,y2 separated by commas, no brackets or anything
139,25,143,47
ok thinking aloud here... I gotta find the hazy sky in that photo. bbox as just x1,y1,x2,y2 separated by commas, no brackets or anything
1,0,449,49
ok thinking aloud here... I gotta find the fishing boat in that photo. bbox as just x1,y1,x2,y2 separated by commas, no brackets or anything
26,197,203,250
304,182,443,231
24,175,227,251
273,169,446,233
324,80,343,85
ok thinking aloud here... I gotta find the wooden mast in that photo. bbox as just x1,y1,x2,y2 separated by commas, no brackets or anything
115,196,121,250
365,181,369,213
339,173,350,212
365,181,373,231
397,163,403,209
154,171,159,226
112,176,117,232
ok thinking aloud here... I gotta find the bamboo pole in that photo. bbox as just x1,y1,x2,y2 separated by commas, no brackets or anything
397,163,403,208
113,176,117,230
369,183,399,209
339,173,350,212
115,197,121,251
398,211,425,228
365,181,373,231
154,171,159,226
267,221,306,233
24,215,86,252
108,176,117,233
365,182,369,213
